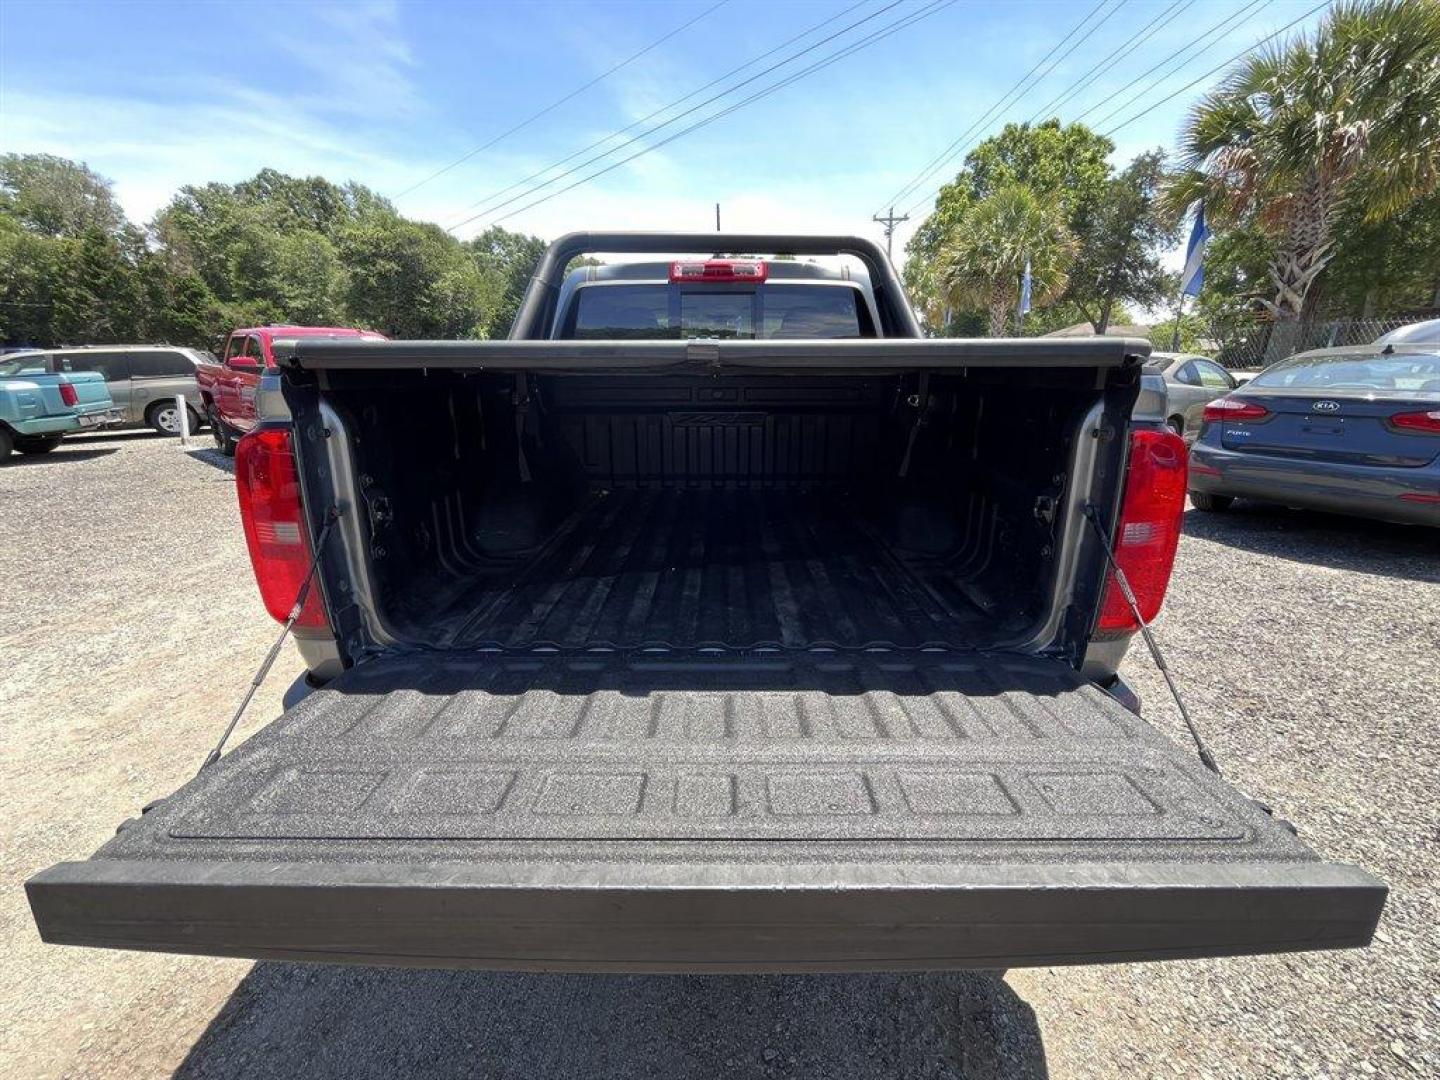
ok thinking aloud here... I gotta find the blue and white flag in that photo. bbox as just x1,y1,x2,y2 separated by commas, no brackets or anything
1181,202,1210,297
1019,258,1033,316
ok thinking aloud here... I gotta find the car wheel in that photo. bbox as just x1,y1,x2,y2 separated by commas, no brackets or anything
1190,491,1234,512
208,405,237,456
147,400,196,436
0,427,14,463
14,435,63,454
1167,416,1184,436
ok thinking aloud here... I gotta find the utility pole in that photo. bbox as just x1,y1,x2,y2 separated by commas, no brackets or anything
715,203,721,232
873,206,909,258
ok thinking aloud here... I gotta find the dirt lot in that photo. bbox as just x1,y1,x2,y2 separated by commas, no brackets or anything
2,430,1436,1079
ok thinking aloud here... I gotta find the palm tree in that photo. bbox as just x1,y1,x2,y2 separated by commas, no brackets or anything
939,184,1076,336
1169,0,1440,320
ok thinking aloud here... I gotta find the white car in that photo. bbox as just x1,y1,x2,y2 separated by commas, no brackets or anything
1375,318,1440,347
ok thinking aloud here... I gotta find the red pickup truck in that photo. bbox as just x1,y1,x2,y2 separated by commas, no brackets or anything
197,325,385,453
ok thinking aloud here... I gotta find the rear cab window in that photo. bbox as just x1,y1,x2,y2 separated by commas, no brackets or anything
562,282,875,341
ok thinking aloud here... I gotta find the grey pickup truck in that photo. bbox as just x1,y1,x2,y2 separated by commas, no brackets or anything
28,233,1384,972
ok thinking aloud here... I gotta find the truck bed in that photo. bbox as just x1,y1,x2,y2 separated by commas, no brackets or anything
28,651,1384,971
399,489,1015,651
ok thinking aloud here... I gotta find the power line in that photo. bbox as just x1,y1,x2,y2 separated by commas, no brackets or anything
462,0,960,231
1077,0,1269,131
901,0,1275,217
1025,0,1195,124
879,0,1120,214
443,0,869,228
445,0,900,230
478,0,956,229
390,0,731,201
1100,0,1330,136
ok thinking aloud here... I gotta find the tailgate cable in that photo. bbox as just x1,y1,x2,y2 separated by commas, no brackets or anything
1083,505,1221,775
198,506,342,774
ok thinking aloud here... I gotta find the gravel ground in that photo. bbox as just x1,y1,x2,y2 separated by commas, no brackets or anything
2,430,1435,1079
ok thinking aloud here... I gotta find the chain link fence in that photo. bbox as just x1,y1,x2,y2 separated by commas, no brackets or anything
1202,315,1420,371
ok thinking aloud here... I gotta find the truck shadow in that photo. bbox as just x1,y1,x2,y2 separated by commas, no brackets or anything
174,964,1048,1078
184,446,236,474
1183,501,1439,583
5,444,118,465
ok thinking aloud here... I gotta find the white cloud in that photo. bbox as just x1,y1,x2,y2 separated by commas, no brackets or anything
265,0,422,119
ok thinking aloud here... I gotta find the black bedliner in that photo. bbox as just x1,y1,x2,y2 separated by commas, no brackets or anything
398,489,1020,651
28,651,1385,971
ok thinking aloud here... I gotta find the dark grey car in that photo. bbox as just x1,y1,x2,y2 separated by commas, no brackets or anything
1189,345,1440,526
1145,352,1239,440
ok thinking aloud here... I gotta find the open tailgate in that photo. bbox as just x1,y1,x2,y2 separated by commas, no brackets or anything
27,652,1384,972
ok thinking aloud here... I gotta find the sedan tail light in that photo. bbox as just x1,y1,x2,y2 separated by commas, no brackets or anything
1389,408,1440,435
1097,428,1188,636
234,428,328,629
58,381,79,407
1202,397,1269,423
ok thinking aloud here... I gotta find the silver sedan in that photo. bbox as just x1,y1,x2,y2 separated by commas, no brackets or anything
1145,353,1241,441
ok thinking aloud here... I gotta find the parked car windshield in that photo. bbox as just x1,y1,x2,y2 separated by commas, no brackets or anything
1249,351,1440,394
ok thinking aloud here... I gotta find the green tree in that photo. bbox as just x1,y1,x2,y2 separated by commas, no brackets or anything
151,184,280,306
49,227,149,343
338,214,487,338
0,153,126,238
0,216,65,344
3,158,549,347
937,184,1077,337
905,120,1113,331
233,168,396,238
1317,190,1440,316
466,226,547,337
1149,312,1209,354
141,265,223,349
271,231,348,325
1067,150,1177,333
1169,0,1440,320
1018,299,1137,338
1195,222,1274,328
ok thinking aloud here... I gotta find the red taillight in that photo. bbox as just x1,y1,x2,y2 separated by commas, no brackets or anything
1390,408,1440,434
1202,397,1269,423
1097,428,1188,635
669,259,767,283
234,428,327,629
58,381,79,407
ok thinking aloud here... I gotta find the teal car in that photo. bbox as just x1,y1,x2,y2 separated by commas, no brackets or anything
0,353,120,462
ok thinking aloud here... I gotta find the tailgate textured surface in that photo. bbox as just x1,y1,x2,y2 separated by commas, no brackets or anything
99,652,1308,864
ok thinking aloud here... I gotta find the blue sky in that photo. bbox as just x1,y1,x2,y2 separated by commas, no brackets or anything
1,0,1327,264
